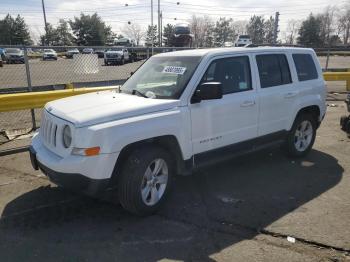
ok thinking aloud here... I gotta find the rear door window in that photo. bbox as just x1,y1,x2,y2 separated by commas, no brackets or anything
292,54,318,81
256,54,292,88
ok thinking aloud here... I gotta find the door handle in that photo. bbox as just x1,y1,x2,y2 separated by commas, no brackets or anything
284,92,298,98
240,100,256,107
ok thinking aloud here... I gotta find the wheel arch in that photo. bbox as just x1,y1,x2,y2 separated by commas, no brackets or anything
290,105,321,130
111,135,190,183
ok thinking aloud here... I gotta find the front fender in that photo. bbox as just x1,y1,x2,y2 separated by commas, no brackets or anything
74,108,192,160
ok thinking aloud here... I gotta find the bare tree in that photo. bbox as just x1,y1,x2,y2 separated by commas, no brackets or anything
284,19,301,44
122,23,146,46
337,2,350,44
318,5,338,45
188,15,214,47
232,20,248,36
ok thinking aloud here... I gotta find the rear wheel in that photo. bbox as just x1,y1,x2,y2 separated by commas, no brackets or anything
117,146,174,216
284,114,317,157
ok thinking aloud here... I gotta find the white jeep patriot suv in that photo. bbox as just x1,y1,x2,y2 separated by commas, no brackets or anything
29,47,326,215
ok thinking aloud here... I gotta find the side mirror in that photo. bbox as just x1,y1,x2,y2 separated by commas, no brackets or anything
192,82,223,103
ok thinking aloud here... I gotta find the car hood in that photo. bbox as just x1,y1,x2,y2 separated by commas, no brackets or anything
46,90,180,127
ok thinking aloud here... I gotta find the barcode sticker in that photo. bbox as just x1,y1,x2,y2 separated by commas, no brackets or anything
162,66,187,75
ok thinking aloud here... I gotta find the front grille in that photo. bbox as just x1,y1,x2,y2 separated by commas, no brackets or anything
107,53,119,58
40,112,58,147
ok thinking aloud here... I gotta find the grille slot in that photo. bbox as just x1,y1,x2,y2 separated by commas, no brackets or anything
40,111,59,148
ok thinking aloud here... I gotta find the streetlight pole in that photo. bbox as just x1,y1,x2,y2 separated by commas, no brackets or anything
41,0,49,45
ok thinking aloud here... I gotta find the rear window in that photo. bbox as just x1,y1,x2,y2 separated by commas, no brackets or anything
292,54,318,81
256,54,292,88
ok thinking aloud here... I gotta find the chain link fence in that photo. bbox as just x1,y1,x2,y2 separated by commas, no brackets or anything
0,45,349,153
0,45,194,153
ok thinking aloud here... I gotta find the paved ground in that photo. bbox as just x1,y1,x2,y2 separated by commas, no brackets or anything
0,102,349,261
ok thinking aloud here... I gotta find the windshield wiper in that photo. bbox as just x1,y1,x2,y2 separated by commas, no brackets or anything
132,89,148,98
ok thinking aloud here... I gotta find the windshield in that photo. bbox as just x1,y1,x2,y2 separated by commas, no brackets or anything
107,48,123,51
239,35,250,39
6,48,21,53
121,56,201,99
174,27,190,35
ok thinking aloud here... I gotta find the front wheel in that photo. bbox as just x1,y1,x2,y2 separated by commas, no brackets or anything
117,146,174,216
284,114,317,157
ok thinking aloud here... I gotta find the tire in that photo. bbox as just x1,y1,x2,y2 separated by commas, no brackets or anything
346,121,350,136
340,115,349,131
284,113,317,157
117,146,174,216
120,57,125,65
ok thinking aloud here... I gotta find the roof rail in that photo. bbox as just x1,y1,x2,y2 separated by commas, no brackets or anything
244,44,305,48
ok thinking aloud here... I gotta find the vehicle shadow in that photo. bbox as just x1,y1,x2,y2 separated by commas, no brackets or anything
0,148,343,261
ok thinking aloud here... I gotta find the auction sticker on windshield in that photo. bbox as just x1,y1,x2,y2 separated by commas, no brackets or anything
162,66,187,75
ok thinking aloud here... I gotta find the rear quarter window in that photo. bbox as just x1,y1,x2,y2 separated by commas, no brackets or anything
292,54,318,81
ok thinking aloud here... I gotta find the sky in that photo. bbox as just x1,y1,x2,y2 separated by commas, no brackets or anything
2,0,348,43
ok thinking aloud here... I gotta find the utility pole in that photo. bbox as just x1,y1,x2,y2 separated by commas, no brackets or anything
160,11,163,47
41,0,49,45
151,0,154,55
158,0,161,47
273,12,280,45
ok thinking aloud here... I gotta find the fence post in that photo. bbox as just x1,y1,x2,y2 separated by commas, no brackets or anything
23,46,37,130
347,69,350,92
325,49,330,71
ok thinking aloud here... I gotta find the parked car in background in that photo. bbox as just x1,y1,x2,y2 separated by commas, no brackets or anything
94,49,105,58
4,48,25,64
29,47,326,216
66,48,80,59
235,35,252,47
340,93,350,137
0,48,5,60
114,38,134,47
224,41,234,47
82,48,94,54
171,23,193,47
104,47,130,65
43,49,58,61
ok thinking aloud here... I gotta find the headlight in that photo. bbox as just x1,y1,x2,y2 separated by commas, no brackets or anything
62,125,72,148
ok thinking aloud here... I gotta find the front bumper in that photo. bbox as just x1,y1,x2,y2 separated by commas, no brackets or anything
30,133,119,196
29,146,110,196
105,57,122,62
8,57,24,63
43,56,57,59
